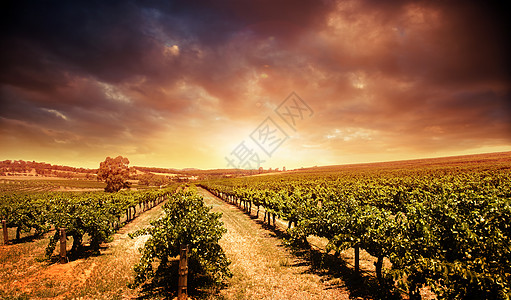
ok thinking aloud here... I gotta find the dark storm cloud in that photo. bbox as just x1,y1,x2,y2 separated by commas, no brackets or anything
0,0,510,167
0,0,333,86
0,0,335,116
318,0,510,84
395,0,510,86
1,1,163,86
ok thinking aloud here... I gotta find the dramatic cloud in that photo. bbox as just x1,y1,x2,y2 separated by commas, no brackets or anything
0,0,509,169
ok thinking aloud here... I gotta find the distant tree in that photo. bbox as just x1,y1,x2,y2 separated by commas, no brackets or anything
138,173,171,186
97,156,131,192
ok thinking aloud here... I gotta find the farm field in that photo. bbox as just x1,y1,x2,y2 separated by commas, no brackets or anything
199,188,351,300
0,179,175,299
0,151,510,299
0,177,106,193
2,0,510,298
0,194,167,299
200,151,511,299
200,187,401,299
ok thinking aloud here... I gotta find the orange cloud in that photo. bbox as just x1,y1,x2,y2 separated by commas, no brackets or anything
1,0,509,169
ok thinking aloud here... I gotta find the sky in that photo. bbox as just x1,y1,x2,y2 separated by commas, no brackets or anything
1,0,510,170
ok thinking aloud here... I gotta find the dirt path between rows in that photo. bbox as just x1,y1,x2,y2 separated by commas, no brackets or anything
199,188,350,300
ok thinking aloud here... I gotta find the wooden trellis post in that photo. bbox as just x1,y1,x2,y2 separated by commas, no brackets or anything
178,244,189,300
354,244,360,273
60,228,67,264
2,220,8,245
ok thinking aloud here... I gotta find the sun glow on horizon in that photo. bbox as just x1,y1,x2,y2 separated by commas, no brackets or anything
1,1,509,169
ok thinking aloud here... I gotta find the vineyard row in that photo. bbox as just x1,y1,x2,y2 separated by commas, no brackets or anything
0,186,179,257
199,168,511,300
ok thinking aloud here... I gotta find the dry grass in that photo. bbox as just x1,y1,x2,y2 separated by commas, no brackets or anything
0,201,166,299
199,188,439,300
199,188,350,300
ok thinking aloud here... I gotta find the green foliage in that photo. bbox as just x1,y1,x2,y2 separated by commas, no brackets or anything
40,188,176,257
44,194,115,255
200,165,511,299
0,193,50,239
388,191,511,299
138,173,172,186
97,156,131,192
129,190,231,291
0,186,176,259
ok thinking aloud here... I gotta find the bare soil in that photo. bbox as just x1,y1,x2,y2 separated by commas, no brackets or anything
199,188,350,300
